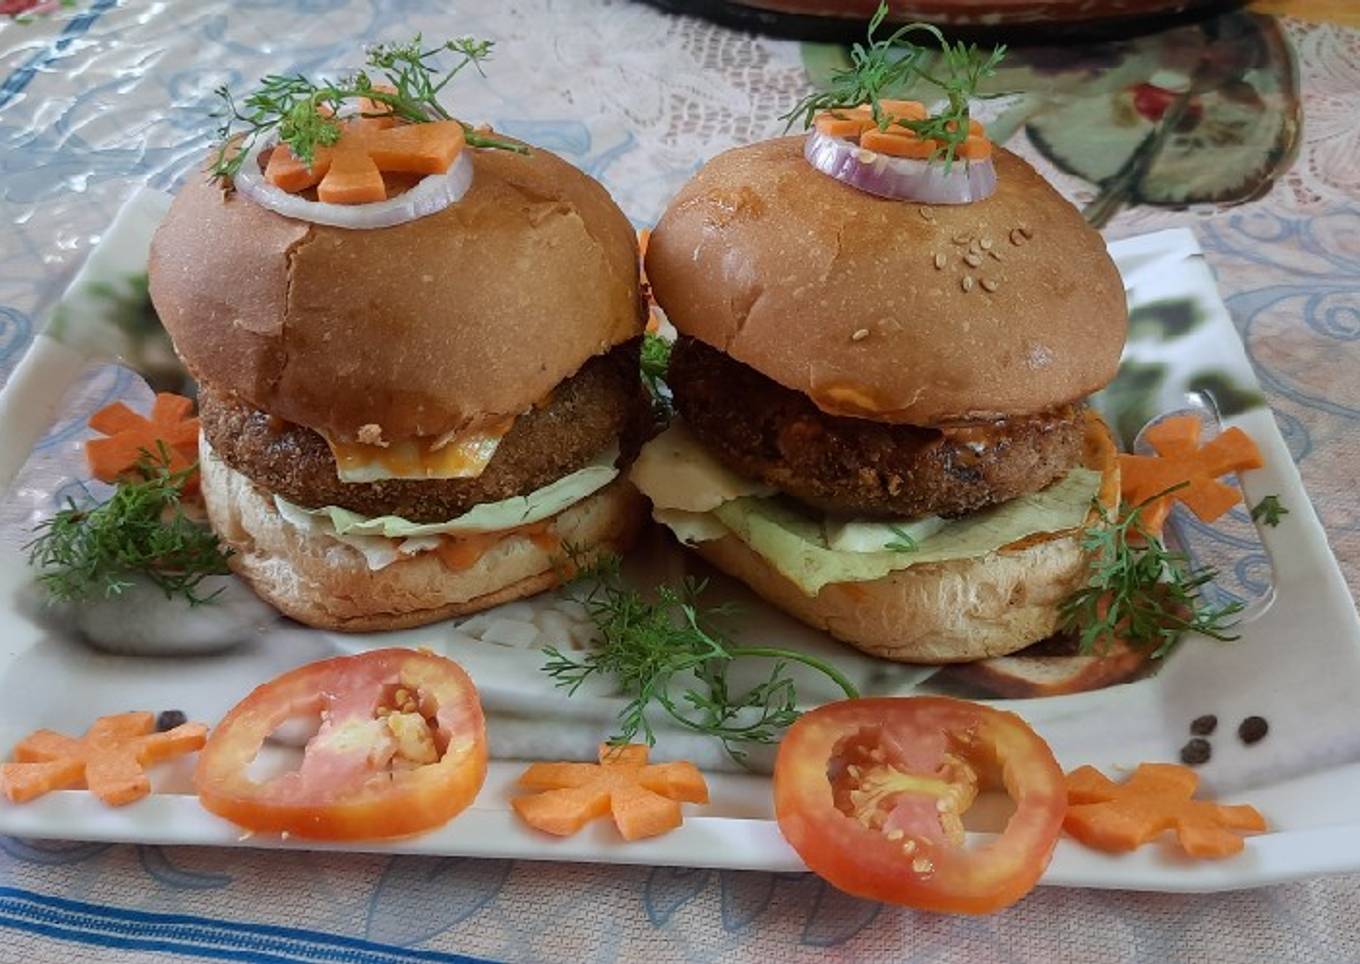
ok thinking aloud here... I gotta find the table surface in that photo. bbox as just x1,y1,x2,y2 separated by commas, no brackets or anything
1,1,1358,961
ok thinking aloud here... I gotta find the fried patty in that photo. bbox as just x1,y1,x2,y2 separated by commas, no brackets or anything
201,341,650,522
668,337,1085,519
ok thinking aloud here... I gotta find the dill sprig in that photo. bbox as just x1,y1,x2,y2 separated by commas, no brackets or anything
1061,488,1244,658
26,447,232,605
781,2,1006,168
211,34,526,180
542,556,859,761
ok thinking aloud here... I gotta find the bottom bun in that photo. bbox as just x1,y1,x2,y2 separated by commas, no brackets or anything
692,531,1091,664
201,440,645,632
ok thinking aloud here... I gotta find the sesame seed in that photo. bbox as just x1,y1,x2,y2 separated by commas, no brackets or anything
912,857,934,874
980,237,993,250
964,252,983,267
981,278,999,292
851,328,870,342
901,839,916,855
933,252,947,270
961,276,975,292
1019,223,1034,238
886,828,904,841
1010,228,1027,246
919,205,935,221
988,249,1003,262
951,234,971,245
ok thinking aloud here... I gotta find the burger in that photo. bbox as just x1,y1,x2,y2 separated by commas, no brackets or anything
631,132,1126,663
148,139,649,631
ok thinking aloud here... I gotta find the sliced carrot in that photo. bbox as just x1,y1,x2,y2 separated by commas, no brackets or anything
815,112,872,138
86,392,200,486
1118,417,1264,534
1064,763,1266,859
511,743,709,841
860,128,935,159
365,121,466,175
265,145,331,193
266,116,465,205
957,134,992,160
1142,414,1200,459
878,99,927,121
1,712,208,807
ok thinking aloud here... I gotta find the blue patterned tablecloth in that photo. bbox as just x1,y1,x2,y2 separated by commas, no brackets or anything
1,1,1358,961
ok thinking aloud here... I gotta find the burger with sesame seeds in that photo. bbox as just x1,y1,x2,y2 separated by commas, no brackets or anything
628,28,1127,664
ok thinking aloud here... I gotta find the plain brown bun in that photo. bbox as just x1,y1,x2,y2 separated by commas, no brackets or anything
645,137,1126,424
151,143,643,441
200,437,646,632
686,411,1119,664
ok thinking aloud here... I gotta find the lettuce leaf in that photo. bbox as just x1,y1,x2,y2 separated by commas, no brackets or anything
277,445,619,539
702,467,1102,596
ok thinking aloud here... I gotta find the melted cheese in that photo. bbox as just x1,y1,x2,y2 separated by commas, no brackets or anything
326,418,514,483
629,421,776,513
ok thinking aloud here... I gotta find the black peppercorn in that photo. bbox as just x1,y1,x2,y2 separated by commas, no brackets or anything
1239,716,1269,745
155,709,187,732
1180,738,1212,766
1190,714,1218,736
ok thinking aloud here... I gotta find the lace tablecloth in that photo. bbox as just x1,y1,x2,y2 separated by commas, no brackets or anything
1,1,1358,960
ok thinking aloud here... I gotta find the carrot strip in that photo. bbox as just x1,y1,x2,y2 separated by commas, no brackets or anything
511,743,708,841
1118,418,1264,533
860,128,935,159
365,121,465,175
0,713,207,807
957,134,993,160
1064,763,1266,859
86,393,200,486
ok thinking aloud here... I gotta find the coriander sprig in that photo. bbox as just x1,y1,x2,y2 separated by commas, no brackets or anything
781,2,1006,169
543,556,859,761
211,34,526,180
1061,488,1244,658
1251,495,1288,527
26,447,231,605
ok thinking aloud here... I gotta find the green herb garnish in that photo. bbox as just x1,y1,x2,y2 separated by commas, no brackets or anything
26,447,232,605
1250,495,1288,528
542,556,859,761
211,34,525,180
781,1,1005,169
640,332,673,421
1062,488,1244,658
883,525,919,552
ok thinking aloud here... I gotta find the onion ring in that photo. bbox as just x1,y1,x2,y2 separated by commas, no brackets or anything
804,129,996,205
232,134,474,229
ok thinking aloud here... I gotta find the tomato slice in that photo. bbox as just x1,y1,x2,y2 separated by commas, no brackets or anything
195,648,486,840
773,697,1065,915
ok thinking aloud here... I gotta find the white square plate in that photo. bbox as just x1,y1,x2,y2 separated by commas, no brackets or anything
1,191,1357,893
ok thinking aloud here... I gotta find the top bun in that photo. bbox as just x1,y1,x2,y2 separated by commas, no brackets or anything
645,137,1126,425
150,143,643,441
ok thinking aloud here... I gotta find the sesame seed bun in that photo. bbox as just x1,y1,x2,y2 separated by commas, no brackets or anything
645,137,1126,424
200,436,647,633
150,143,644,442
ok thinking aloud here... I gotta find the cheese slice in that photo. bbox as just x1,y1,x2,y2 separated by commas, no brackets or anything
630,421,776,513
326,418,514,483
